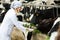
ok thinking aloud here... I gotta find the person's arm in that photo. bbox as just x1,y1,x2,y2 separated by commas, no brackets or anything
10,14,26,33
10,13,34,33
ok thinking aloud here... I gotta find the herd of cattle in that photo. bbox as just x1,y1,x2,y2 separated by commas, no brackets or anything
0,2,60,36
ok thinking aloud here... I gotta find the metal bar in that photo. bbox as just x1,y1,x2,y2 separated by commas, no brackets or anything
23,3,60,8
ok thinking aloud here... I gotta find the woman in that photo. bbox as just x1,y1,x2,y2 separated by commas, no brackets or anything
0,1,33,40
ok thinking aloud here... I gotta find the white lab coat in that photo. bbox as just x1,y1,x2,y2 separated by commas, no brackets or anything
0,8,26,40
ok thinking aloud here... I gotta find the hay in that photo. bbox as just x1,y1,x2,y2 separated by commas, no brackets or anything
11,27,24,40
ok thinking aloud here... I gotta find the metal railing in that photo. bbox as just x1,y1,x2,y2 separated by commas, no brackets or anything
22,3,60,17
